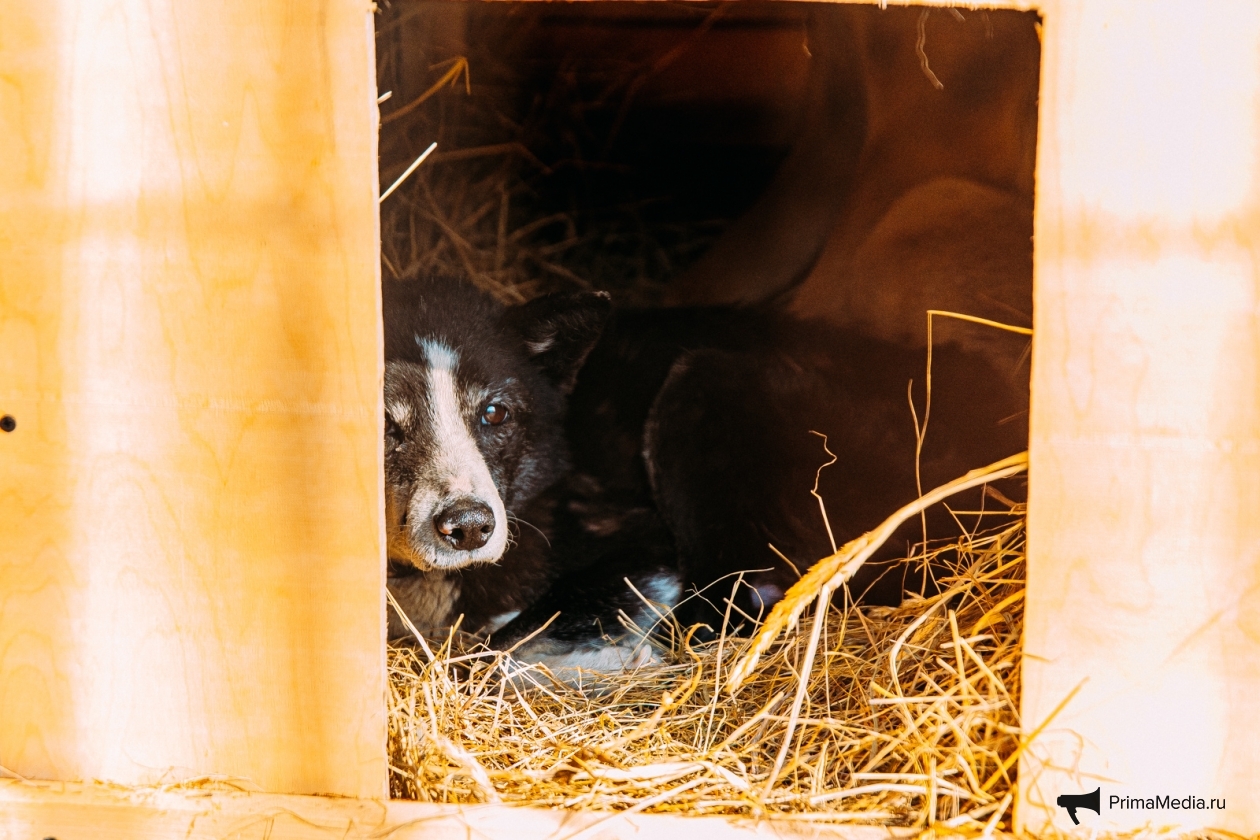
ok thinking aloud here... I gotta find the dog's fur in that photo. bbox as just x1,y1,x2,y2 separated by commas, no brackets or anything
565,306,1029,632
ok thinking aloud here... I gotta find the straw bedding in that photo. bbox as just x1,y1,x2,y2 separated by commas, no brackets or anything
387,505,1028,830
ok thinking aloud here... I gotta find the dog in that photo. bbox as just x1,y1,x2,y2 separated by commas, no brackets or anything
382,276,607,639
383,275,680,672
383,275,1026,670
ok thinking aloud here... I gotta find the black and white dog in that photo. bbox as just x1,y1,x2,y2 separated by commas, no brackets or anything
383,274,1028,670
382,276,678,670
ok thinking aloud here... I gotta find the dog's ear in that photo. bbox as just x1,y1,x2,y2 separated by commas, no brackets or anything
506,291,611,394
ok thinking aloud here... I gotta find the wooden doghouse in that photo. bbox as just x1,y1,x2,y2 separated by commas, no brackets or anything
1,0,1257,837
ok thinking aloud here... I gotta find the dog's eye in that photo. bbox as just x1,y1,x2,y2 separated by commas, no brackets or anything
480,404,509,426
385,417,403,448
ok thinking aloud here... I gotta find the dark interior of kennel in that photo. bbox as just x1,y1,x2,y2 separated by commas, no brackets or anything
375,1,1040,315
376,2,804,303
375,0,1040,594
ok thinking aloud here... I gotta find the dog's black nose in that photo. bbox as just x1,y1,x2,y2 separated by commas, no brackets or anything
433,499,495,551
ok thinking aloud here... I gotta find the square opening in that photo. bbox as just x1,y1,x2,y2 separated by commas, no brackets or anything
376,0,1039,824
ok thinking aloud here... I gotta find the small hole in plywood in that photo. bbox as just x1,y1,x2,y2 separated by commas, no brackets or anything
376,1,1037,826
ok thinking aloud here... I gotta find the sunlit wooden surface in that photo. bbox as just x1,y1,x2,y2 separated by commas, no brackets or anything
0,1,385,796
1022,0,1260,834
0,780,916,840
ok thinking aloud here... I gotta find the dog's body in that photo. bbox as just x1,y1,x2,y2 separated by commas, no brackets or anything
565,305,1029,631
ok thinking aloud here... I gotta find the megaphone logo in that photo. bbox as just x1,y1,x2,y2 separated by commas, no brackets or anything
1057,787,1101,825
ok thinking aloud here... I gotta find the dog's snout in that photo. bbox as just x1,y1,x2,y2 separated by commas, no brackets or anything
433,499,496,551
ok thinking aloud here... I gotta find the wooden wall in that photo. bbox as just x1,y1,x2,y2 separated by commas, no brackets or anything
1022,0,1260,833
0,0,386,797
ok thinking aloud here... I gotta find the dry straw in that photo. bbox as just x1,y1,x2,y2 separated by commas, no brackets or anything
388,455,1032,831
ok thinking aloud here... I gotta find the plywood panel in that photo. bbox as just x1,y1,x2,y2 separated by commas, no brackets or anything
1021,0,1260,833
0,780,912,840
0,1,385,796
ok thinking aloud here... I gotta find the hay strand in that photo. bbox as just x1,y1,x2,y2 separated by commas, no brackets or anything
380,142,437,204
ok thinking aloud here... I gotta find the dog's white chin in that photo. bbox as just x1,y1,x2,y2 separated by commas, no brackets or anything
422,543,506,571
391,527,508,572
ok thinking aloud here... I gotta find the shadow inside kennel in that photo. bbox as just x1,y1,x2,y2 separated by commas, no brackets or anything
376,1,1037,339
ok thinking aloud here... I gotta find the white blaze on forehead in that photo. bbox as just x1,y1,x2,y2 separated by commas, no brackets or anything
415,339,509,566
419,336,458,370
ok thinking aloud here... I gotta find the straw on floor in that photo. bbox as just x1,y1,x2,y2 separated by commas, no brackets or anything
387,455,1030,832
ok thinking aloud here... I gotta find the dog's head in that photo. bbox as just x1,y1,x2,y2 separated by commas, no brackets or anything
382,277,609,571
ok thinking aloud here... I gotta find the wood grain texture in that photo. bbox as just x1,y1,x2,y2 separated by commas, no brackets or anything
1021,0,1260,833
0,780,915,840
0,1,385,796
